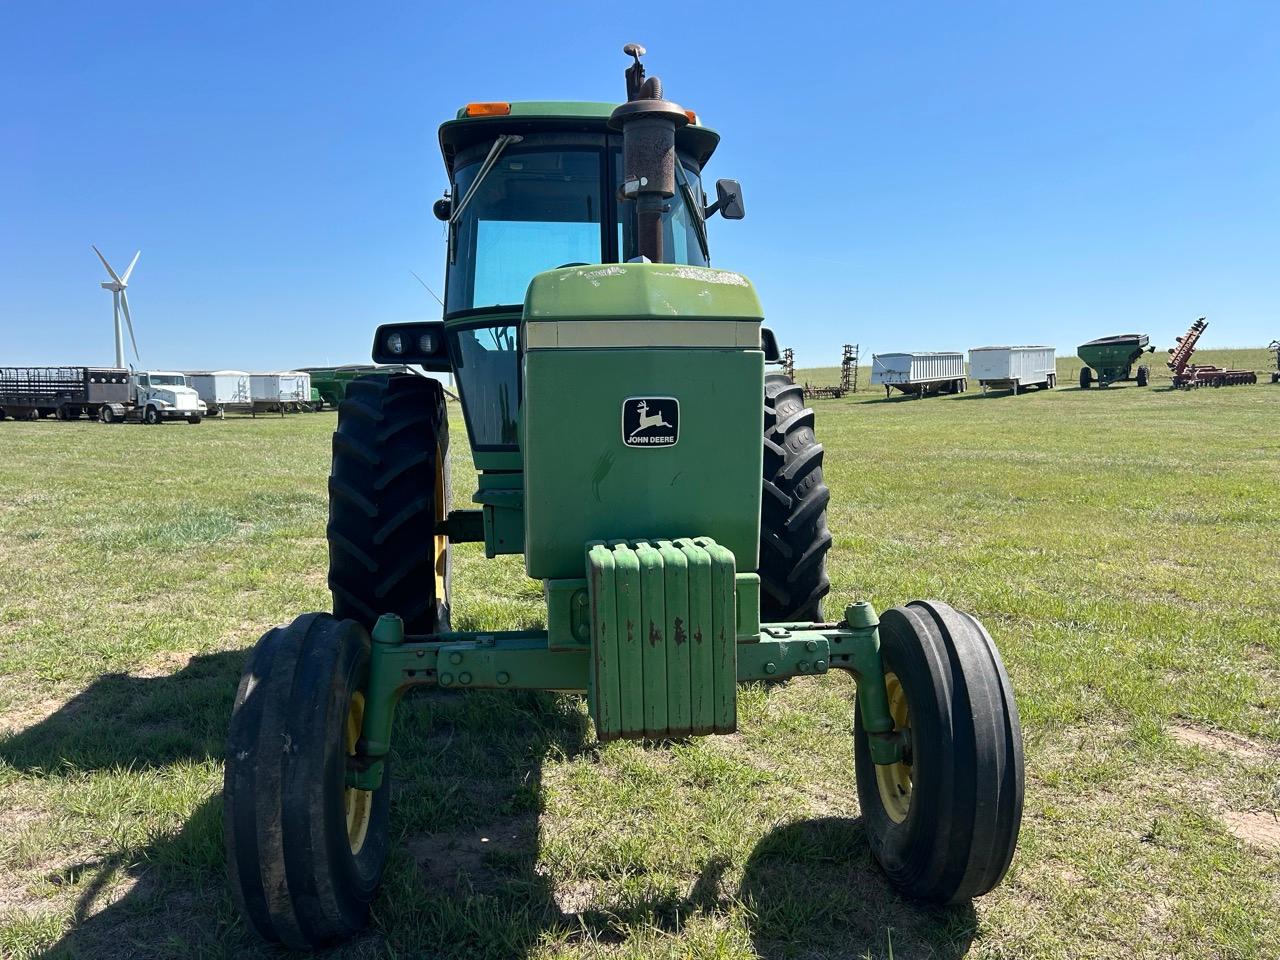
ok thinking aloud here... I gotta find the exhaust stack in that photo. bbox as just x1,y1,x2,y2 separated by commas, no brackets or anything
609,43,690,264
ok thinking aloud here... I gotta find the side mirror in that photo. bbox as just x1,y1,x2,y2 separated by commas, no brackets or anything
433,197,452,221
760,327,781,362
372,321,451,371
705,178,745,220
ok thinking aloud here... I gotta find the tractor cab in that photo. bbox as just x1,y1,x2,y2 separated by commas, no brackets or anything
377,99,744,470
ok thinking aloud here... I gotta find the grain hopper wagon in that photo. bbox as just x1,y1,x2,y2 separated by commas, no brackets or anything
968,345,1056,394
186,370,251,417
0,366,129,420
870,350,966,398
249,370,315,413
1077,334,1154,388
298,364,412,409
223,45,1024,950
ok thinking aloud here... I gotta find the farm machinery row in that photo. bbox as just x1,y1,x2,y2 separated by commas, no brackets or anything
1166,317,1257,388
222,46,1025,950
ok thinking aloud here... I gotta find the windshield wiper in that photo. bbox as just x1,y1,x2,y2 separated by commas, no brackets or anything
675,162,709,263
448,134,523,262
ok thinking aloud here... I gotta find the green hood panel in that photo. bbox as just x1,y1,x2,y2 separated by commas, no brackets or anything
522,264,764,323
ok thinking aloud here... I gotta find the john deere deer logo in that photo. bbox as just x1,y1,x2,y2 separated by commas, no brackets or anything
630,400,672,437
622,396,679,447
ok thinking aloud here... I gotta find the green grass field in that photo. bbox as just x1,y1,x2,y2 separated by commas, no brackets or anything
1,355,1277,959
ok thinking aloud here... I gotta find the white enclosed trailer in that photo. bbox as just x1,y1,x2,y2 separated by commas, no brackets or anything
186,370,251,417
968,346,1056,394
870,351,966,398
250,371,315,414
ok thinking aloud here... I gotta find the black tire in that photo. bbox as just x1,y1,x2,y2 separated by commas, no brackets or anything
328,374,450,635
1079,367,1092,389
224,613,390,948
99,406,114,424
144,406,161,425
189,416,202,425
1136,366,1149,387
760,374,832,622
853,601,1024,904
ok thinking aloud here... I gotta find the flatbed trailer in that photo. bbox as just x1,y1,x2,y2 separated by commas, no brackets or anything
0,366,129,421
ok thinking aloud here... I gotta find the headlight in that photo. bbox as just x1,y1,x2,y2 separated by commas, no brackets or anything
418,332,437,355
386,332,405,355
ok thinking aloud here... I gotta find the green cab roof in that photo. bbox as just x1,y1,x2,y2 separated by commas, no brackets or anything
438,100,720,173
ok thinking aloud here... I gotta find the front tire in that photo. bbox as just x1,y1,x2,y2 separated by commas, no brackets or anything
760,374,832,622
223,613,390,948
328,374,450,634
144,406,161,425
853,601,1024,904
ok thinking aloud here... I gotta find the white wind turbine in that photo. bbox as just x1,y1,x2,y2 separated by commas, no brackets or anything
92,245,141,368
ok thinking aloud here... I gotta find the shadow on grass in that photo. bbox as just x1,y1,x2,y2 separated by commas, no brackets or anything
740,817,977,960
0,651,245,776
13,665,974,959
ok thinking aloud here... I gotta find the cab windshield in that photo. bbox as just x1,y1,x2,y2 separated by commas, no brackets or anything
147,375,186,386
445,141,709,315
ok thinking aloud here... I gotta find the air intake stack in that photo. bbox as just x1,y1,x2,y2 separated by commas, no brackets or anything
609,43,690,264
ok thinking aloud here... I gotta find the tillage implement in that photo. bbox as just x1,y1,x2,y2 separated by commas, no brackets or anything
223,46,1025,948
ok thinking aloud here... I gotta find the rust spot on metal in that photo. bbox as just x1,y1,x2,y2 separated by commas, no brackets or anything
648,621,661,647
674,617,686,645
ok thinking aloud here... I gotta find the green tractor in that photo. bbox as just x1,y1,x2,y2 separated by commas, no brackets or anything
223,45,1025,949
1077,333,1156,388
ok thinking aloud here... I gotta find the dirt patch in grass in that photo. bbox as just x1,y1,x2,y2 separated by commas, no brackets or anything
1169,724,1278,763
1221,812,1280,852
409,813,539,890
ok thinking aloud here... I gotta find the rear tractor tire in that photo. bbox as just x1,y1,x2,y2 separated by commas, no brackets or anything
328,374,451,635
760,374,832,622
224,613,390,948
853,601,1024,904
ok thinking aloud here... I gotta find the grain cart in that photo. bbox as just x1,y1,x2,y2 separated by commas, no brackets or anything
223,46,1024,949
0,366,129,420
1077,333,1155,388
298,363,413,409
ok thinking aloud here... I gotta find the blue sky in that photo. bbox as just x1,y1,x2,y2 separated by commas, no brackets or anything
3,3,1277,371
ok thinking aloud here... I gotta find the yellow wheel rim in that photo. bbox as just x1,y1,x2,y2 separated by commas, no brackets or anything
433,440,448,607
874,672,913,824
343,691,373,854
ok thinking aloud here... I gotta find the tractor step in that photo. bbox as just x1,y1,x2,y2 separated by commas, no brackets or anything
586,537,737,740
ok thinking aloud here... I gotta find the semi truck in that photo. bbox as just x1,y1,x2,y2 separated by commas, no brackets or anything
0,366,204,424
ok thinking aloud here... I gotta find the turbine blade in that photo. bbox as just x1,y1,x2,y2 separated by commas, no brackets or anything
410,270,444,307
92,245,123,284
120,250,141,284
121,291,141,361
